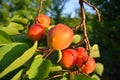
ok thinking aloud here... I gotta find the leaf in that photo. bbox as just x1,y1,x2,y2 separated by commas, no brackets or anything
57,50,62,63
48,25,55,30
0,42,30,72
8,22,24,30
90,44,100,58
60,77,68,80
0,27,20,35
0,41,38,78
74,73,93,80
11,15,29,25
0,30,12,46
94,62,104,76
27,54,43,79
11,69,23,80
91,74,100,80
72,34,82,44
50,65,62,72
12,34,28,42
33,59,52,80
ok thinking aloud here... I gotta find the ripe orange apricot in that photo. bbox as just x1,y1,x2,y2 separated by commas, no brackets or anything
34,14,50,28
60,49,78,69
77,55,96,74
27,24,45,41
47,24,74,50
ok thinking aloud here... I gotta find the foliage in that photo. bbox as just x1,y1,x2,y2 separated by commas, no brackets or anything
88,0,120,80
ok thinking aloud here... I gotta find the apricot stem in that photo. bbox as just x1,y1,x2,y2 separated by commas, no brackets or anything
38,0,43,15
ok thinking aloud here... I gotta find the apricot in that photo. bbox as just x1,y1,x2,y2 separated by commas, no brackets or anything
27,24,45,41
77,55,96,74
47,24,74,50
34,14,50,28
60,49,78,69
75,47,87,58
77,55,88,68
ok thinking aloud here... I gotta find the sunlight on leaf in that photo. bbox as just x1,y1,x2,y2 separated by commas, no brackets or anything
27,54,43,79
0,41,38,78
90,44,100,58
11,69,23,80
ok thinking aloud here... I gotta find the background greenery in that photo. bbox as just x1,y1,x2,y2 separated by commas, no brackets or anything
0,0,120,80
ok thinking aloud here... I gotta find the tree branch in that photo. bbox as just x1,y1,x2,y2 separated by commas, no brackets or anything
79,0,90,54
83,0,101,21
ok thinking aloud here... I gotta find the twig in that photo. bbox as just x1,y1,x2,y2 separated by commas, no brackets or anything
43,49,54,59
79,0,91,54
38,0,43,16
83,0,101,21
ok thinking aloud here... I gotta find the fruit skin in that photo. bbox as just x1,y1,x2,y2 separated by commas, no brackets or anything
77,55,88,68
75,47,87,58
34,14,50,28
47,24,74,50
27,24,45,41
77,55,96,74
60,49,78,69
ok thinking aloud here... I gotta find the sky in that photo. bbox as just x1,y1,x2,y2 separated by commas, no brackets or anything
63,0,95,17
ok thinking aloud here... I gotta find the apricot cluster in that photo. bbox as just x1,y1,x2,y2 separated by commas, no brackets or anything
28,14,74,50
27,14,50,41
60,47,96,74
27,14,96,75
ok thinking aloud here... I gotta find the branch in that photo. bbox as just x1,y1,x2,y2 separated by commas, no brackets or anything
83,0,101,21
79,0,91,54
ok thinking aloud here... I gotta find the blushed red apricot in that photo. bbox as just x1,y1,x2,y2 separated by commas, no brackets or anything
47,24,74,50
27,24,45,41
34,14,50,28
60,49,78,69
77,55,88,68
82,56,96,74
75,47,87,58
77,55,96,74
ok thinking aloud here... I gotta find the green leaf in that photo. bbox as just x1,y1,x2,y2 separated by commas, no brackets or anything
72,34,82,44
90,44,100,58
0,42,30,72
27,54,43,79
74,73,93,80
91,74,100,80
0,41,38,78
33,59,52,80
0,30,12,46
57,50,62,63
60,77,68,80
48,25,55,30
12,34,28,42
50,65,62,72
94,62,104,76
8,22,24,30
0,27,20,35
11,69,23,80
11,15,29,25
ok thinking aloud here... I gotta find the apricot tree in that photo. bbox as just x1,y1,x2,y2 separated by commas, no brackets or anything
0,0,104,80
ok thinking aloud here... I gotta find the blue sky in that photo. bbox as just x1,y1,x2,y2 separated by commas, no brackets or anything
63,0,95,17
